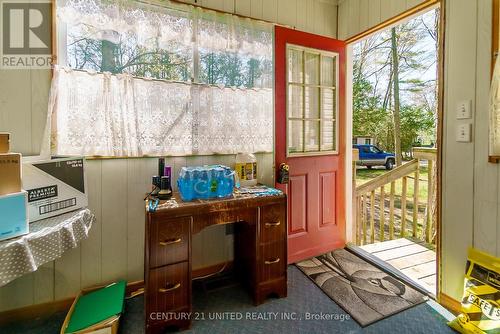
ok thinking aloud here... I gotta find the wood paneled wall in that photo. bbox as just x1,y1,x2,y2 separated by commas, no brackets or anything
0,0,338,312
338,0,497,301
337,0,429,40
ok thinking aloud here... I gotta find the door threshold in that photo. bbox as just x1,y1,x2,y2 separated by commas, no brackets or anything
345,243,435,299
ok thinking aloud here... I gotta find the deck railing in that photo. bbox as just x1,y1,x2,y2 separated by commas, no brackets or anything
353,147,437,246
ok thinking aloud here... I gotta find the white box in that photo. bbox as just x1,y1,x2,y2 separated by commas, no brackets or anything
22,157,88,222
0,191,28,241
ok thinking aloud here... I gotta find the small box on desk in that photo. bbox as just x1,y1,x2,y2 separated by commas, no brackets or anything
0,191,28,241
23,157,88,222
0,153,22,196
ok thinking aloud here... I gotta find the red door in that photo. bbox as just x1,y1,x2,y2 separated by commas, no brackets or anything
274,26,346,264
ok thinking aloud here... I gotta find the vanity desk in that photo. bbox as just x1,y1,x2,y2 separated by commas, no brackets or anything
144,190,287,333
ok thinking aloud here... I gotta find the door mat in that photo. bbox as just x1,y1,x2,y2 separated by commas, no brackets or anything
296,248,427,327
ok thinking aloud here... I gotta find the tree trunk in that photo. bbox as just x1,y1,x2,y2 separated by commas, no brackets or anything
391,27,403,166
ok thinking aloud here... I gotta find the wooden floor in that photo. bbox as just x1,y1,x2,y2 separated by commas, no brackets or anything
359,238,437,295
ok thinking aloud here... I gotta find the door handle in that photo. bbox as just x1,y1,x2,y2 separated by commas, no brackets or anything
158,282,181,293
159,237,182,246
265,258,280,265
277,163,289,184
265,221,281,227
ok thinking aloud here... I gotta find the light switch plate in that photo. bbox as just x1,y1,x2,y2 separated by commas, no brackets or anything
456,100,472,119
456,123,472,142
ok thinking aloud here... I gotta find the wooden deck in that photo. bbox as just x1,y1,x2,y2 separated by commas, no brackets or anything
359,238,437,295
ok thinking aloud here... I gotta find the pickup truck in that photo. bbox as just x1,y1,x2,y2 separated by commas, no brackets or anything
353,144,396,170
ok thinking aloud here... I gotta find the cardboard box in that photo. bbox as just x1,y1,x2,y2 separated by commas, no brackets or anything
0,133,9,153
60,281,126,334
22,157,88,222
0,191,29,241
0,153,22,196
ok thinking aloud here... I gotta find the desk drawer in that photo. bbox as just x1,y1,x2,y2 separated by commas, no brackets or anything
259,241,286,282
259,205,285,244
147,261,190,315
150,217,190,268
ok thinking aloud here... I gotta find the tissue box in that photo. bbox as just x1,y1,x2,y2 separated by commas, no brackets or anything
0,153,22,196
0,191,28,241
23,157,88,222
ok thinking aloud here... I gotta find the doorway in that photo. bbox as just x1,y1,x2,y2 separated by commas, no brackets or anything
348,6,442,298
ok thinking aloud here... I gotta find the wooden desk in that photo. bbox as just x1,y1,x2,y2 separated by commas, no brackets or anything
144,191,287,333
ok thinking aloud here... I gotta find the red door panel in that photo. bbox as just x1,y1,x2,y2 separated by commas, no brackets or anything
274,26,346,264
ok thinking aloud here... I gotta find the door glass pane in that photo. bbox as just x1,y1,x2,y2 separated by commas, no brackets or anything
288,120,303,153
304,52,319,85
288,84,303,118
304,121,320,152
288,49,303,83
321,55,336,86
321,121,335,151
305,87,319,119
321,88,335,120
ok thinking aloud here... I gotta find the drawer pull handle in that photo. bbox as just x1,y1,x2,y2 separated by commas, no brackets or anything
159,238,182,246
265,221,281,227
158,283,181,293
265,258,280,265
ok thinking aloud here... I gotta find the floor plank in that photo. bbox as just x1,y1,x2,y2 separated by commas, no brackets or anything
373,243,429,261
401,261,437,279
359,238,437,295
386,250,436,270
359,238,414,253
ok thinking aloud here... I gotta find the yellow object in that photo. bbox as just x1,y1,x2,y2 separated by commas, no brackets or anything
235,153,257,187
448,248,500,334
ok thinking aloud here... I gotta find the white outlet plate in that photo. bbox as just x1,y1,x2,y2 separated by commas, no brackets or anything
456,100,472,119
456,123,472,142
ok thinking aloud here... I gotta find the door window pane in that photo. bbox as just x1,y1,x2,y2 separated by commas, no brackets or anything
304,121,320,152
305,87,320,119
288,84,303,118
305,52,319,85
321,55,335,86
288,120,303,153
321,88,335,120
288,49,303,83
321,121,335,151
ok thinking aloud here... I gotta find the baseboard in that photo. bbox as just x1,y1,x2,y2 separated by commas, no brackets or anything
0,262,233,326
438,292,461,315
0,280,145,326
0,296,74,326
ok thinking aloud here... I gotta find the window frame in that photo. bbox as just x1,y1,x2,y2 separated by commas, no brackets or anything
285,43,339,158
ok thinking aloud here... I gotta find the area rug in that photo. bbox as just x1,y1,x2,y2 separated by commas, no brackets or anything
296,248,427,327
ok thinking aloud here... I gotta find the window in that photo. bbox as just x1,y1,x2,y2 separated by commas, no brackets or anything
51,0,273,157
286,44,338,156
364,138,371,144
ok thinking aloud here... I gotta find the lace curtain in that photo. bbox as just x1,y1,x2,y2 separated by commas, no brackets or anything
52,0,273,157
50,67,273,156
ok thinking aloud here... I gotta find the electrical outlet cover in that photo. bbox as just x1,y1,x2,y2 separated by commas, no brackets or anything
456,100,472,120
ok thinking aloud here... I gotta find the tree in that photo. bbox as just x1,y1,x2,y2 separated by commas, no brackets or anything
391,27,403,166
352,9,438,157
